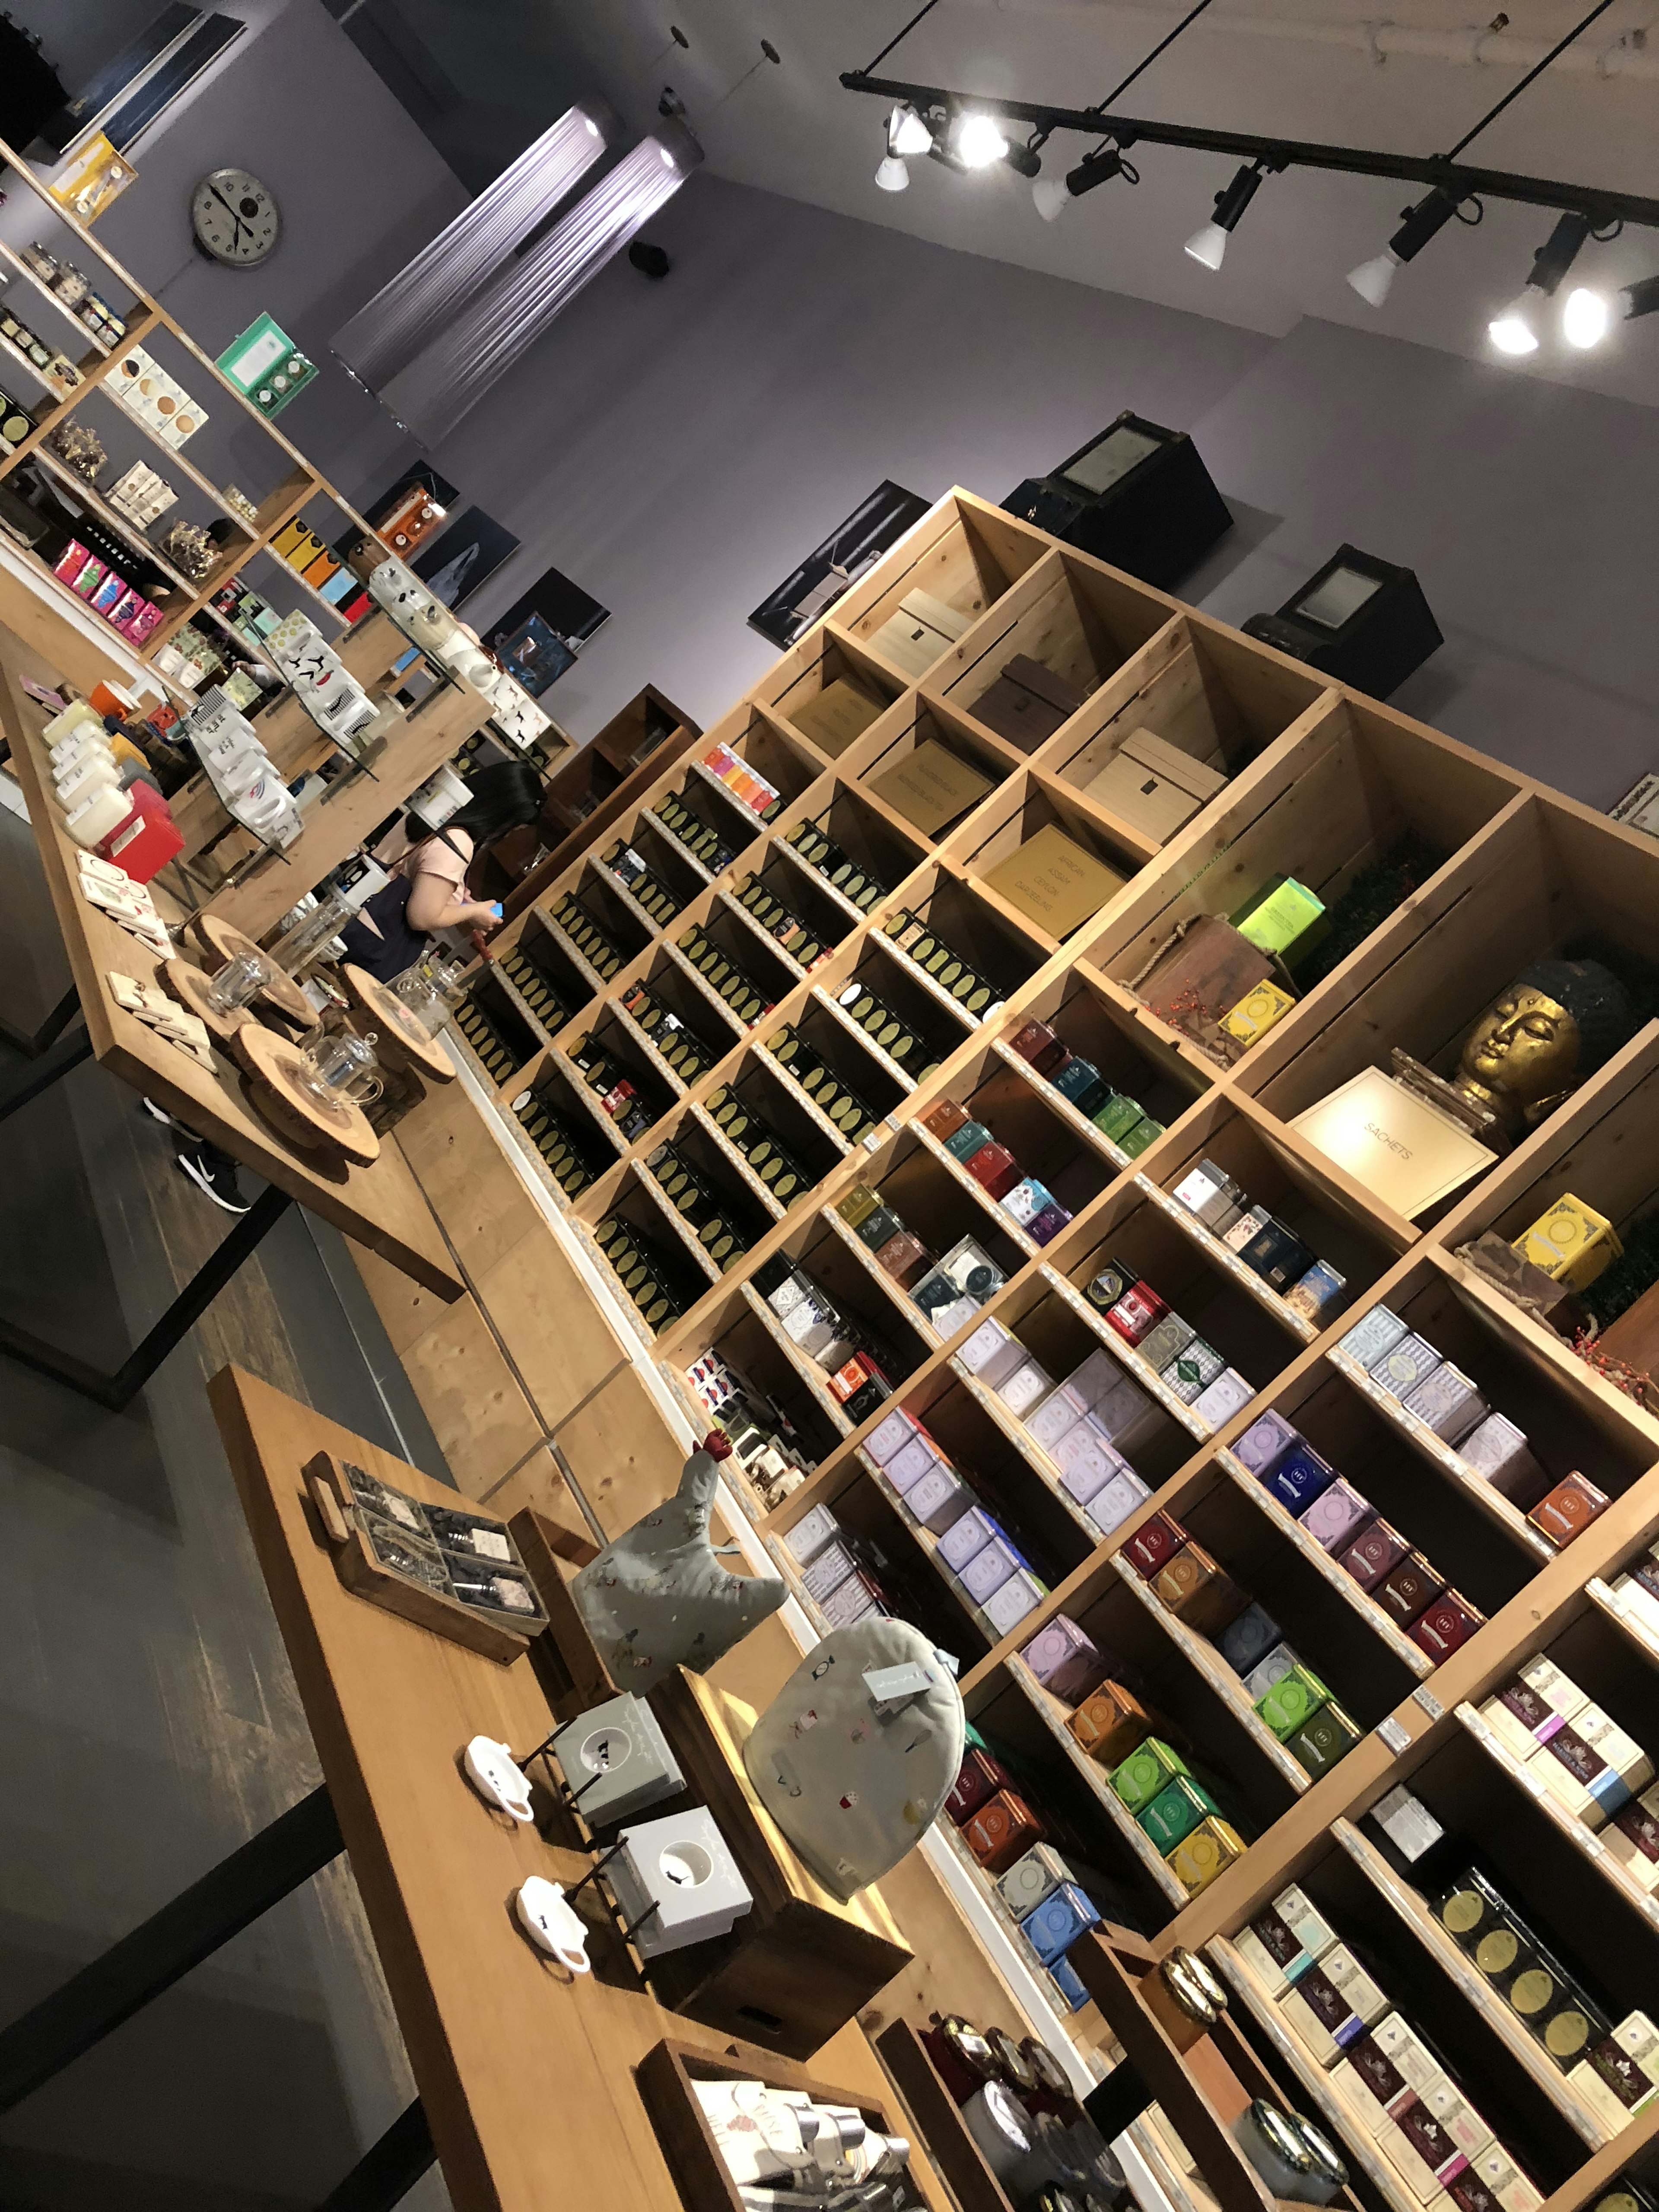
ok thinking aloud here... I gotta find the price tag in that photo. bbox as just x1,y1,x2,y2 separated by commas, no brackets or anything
1376,1716,1412,1754
862,1126,885,1152
1413,1687,1445,1722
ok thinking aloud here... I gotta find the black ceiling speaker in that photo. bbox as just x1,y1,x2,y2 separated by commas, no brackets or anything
629,241,671,279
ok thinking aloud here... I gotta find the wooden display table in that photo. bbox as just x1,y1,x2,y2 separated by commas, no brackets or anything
0,627,462,1409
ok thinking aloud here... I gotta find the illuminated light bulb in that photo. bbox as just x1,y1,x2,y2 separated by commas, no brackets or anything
953,111,1007,168
1488,291,1541,355
1561,286,1611,348
1184,222,1228,270
1347,249,1400,308
888,103,933,157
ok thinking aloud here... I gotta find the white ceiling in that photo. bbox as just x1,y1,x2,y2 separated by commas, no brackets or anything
403,0,1659,407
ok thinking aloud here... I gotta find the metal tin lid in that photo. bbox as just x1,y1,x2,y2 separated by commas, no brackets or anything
988,2025,1039,2091
1290,2111,1350,2188
941,2015,1001,2079
1022,2036,1072,2096
1160,1945,1226,2024
1245,2101,1315,2175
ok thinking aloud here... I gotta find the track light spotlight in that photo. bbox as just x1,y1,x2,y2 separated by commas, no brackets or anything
1488,213,1590,356
1185,162,1265,270
875,155,909,191
952,110,1008,168
1561,286,1611,348
1346,187,1462,307
1003,137,1042,179
887,103,933,157
1624,273,1659,320
1033,146,1129,222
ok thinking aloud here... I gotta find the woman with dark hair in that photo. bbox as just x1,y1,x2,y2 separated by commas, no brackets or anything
340,759,543,983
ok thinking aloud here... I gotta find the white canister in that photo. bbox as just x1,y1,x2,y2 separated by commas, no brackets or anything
42,698,103,747
54,752,120,810
65,786,137,849
51,725,111,768
960,2080,1035,2185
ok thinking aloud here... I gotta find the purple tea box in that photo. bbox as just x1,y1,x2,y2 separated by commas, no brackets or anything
909,1462,972,1533
1299,1477,1374,1552
1459,1412,1549,1502
1192,1367,1255,1431
782,1503,841,1566
884,1434,941,1495
960,1533,1026,1605
1339,1306,1409,1369
998,1360,1053,1417
960,1316,1027,1389
1088,1466,1150,1536
1233,1410,1301,1477
1265,1442,1337,1514
938,1506,998,1573
984,1570,1046,1636
1370,1332,1443,1401
1028,1203,1073,1246
1022,1615,1106,1700
1029,1386,1089,1453
866,1406,922,1466
1069,1348,1126,1405
1056,1434,1119,1510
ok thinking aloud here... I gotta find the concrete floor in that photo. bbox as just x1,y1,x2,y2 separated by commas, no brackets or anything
0,801,456,2211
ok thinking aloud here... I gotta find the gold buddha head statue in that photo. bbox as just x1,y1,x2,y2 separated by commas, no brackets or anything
1454,958,1636,1135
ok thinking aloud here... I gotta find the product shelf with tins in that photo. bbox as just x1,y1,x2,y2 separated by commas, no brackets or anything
613,949,747,1091
880,863,1058,1034
730,839,866,969
600,811,714,925
1325,1250,1659,1567
814,926,981,1093
750,620,910,765
503,1059,618,1209
841,1115,1039,1296
829,496,1049,687
922,541,1178,768
691,697,832,823
671,887,806,1033
496,909,599,1036
583,1180,720,1342
561,1004,682,1138
0,239,137,358
689,1051,857,1214
450,967,543,1089
772,775,935,922
944,764,1154,951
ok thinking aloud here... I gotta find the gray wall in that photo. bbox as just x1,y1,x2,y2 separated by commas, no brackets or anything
15,0,1659,806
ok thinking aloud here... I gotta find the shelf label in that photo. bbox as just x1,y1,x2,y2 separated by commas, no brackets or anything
1413,1687,1445,1723
1376,1716,1411,1754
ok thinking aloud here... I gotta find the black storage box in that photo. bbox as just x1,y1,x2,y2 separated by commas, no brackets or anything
1003,412,1232,589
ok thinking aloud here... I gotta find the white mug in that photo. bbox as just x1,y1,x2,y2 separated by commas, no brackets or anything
515,1878,591,1974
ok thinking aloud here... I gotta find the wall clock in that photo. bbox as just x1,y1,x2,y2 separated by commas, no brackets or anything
190,166,281,267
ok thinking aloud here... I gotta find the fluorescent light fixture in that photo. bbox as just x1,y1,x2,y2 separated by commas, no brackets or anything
953,110,1007,168
1033,147,1127,222
381,125,702,447
1561,285,1611,347
1347,187,1461,308
331,101,617,393
1185,162,1265,270
875,154,909,192
1488,290,1541,355
887,102,933,157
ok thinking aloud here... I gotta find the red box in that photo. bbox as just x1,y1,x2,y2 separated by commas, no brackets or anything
1377,1551,1445,1627
829,1353,879,1404
922,1096,969,1143
947,1746,1013,1824
874,1229,931,1287
1121,1512,1188,1578
1338,1518,1409,1593
1106,1282,1168,1346
1408,1589,1484,1661
963,1788,1044,1873
963,1141,1021,1201
101,786,182,884
1527,1471,1610,1548
1007,1020,1069,1077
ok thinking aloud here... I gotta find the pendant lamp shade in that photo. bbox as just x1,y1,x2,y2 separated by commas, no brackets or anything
331,101,617,393
381,125,701,450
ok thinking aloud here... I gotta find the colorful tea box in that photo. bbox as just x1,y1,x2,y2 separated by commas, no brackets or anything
1235,1882,1338,1996
1243,1643,1300,1702
937,1506,997,1573
1051,1055,1108,1113
1338,1305,1408,1369
1106,1281,1168,1346
964,1142,1021,1201
1402,1361,1489,1443
1120,1117,1164,1156
1192,1367,1255,1430
1138,1313,1197,1374
997,1840,1073,1916
1332,2035,1414,2134
1528,1471,1610,1548
1167,1816,1246,1896
1233,1410,1301,1476
1223,1205,1271,1253
1379,1551,1445,1627
947,1746,1014,1823
964,1788,1045,1872
922,1096,969,1143
1153,1544,1247,1634
1008,1019,1066,1074
1256,1662,1332,1740
1068,1681,1155,1767
1111,1735,1190,1814
1409,1591,1485,1662
1459,1413,1548,1503
1288,1701,1363,1775
1162,1339,1227,1404
960,1533,1025,1605
1529,1706,1653,1827
1515,1193,1622,1290
1172,1159,1237,1219
1280,1943,1389,2063
1218,1602,1283,1674
1371,1332,1444,1400
1264,1442,1337,1514
1237,1217,1316,1294
1605,1786,1659,1891
1138,1774,1219,1851
942,1117,992,1161
984,1570,1046,1636
1021,1615,1106,1700
1049,1952,1091,2012
1340,1517,1411,1593
1299,1477,1374,1552
1478,1655,1589,1764
1092,1093,1149,1147
1001,1176,1057,1227
1020,1881,1101,1965
1285,1261,1348,1323
1122,1512,1188,1578
1376,2099,1469,2200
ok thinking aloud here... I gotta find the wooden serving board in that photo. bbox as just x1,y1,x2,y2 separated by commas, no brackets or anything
158,954,252,1043
191,912,320,1031
231,1020,380,1166
342,961,455,1082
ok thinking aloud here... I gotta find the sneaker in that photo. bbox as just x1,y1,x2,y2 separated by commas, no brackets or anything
142,1096,190,1134
175,1142,250,1214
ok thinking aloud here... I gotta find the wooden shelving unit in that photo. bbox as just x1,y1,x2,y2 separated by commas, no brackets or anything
446,485,1659,2206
